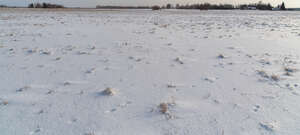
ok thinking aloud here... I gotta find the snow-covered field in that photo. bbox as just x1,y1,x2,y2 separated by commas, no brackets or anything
0,8,300,135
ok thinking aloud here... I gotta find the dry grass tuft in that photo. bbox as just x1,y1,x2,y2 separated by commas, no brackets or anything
159,103,168,114
1,101,8,106
217,54,225,59
0,98,8,106
3,101,8,105
102,87,116,96
270,74,280,82
158,101,177,120
257,70,269,78
175,57,184,64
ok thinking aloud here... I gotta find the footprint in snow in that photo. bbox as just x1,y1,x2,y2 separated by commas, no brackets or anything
217,54,226,59
46,89,55,95
84,132,95,135
27,48,37,54
54,57,61,61
67,118,78,124
37,109,44,114
30,126,42,135
89,46,96,50
202,93,211,99
104,101,132,114
39,50,52,55
227,47,235,50
85,68,96,74
129,56,142,62
245,54,252,58
63,81,71,86
253,105,260,112
167,84,176,88
213,99,221,104
77,51,89,55
259,121,278,132
204,77,217,83
105,108,117,113
16,86,31,92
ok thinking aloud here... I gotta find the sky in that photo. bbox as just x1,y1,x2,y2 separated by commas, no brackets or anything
0,0,299,8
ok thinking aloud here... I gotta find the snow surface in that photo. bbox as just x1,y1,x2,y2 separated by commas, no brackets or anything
0,8,300,135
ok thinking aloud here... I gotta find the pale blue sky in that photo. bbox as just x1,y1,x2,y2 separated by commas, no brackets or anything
0,0,299,8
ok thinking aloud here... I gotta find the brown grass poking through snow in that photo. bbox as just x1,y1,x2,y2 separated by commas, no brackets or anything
102,87,116,96
257,70,280,82
159,103,168,114
158,101,177,120
270,74,280,82
0,100,8,106
257,70,269,78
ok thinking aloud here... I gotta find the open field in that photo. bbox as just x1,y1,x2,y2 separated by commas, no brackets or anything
0,8,300,135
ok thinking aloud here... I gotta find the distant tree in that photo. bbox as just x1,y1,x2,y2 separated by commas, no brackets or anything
166,4,172,9
28,3,34,8
43,3,49,8
96,5,150,9
267,3,272,10
280,2,286,10
28,2,64,8
176,4,180,9
0,5,8,8
151,5,160,10
174,3,235,10
35,3,42,8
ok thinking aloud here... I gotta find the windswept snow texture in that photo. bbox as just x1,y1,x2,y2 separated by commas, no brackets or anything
0,8,300,135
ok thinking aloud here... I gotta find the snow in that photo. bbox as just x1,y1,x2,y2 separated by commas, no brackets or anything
0,8,300,135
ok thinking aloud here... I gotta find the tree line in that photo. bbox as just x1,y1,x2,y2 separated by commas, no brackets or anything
160,2,286,10
0,5,8,8
95,4,236,10
96,2,287,11
0,1,288,10
28,3,64,8
95,5,150,9
172,3,235,10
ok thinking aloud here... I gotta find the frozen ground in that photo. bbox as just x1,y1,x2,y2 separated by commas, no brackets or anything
0,8,300,135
